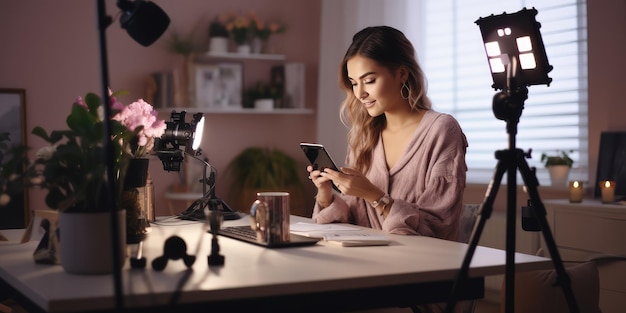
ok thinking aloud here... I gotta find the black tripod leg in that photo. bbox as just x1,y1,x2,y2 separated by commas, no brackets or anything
517,153,580,313
445,153,508,313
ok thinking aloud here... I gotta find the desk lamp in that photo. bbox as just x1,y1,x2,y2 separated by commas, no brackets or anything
96,0,169,309
154,111,241,221
444,8,579,313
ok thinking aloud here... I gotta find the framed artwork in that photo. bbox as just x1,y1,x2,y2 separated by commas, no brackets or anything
0,88,28,229
194,62,243,109
594,131,626,201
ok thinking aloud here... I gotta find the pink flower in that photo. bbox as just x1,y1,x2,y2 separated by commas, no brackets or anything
112,99,166,157
75,96,87,109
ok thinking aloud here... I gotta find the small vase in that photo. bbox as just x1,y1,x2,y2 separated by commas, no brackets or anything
251,37,263,54
59,210,126,274
125,158,150,188
173,55,192,108
124,158,151,243
236,44,251,54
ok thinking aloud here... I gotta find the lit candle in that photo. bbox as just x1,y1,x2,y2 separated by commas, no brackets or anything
569,180,583,203
599,180,616,203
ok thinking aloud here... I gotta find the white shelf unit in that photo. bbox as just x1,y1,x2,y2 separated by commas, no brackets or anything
158,107,313,115
189,52,309,115
198,52,287,61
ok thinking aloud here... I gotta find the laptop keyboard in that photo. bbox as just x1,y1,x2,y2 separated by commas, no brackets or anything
219,225,258,241
217,225,321,248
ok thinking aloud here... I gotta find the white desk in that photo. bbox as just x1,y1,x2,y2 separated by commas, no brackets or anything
0,215,551,312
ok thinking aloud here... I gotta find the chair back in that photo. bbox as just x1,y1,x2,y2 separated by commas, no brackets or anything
457,204,480,243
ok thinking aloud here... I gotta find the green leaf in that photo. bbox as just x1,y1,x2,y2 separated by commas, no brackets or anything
31,126,51,142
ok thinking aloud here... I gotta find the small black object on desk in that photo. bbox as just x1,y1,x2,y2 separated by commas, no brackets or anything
206,209,225,266
152,236,196,271
130,241,147,269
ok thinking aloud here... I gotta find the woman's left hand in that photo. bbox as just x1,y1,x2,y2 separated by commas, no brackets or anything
321,167,381,200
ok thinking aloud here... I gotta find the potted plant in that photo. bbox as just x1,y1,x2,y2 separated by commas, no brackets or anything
111,98,166,243
29,91,158,274
224,147,305,216
0,132,30,230
250,16,286,53
541,150,574,187
224,11,255,53
208,15,229,53
244,81,281,109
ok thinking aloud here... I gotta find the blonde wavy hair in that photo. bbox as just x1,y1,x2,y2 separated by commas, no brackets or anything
338,26,431,173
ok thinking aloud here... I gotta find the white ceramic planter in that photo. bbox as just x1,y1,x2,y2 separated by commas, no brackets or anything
254,99,274,110
59,210,126,275
548,165,570,187
236,44,251,54
209,37,228,53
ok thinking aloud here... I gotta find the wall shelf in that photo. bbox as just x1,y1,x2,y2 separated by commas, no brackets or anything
159,107,314,115
195,52,287,62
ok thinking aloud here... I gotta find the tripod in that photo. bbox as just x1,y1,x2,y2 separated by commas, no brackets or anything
178,153,241,221
444,85,579,313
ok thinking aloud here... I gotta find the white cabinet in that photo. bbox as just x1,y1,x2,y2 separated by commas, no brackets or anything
543,199,626,313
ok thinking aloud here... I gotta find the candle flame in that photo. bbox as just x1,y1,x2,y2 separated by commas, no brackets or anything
573,181,580,188
604,180,612,188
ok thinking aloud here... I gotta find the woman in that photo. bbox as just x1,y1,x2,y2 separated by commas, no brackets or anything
308,26,468,241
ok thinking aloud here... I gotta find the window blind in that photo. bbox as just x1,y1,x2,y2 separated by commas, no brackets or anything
422,0,588,184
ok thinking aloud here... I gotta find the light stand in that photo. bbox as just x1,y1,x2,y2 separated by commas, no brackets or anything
155,111,241,221
444,8,579,313
178,152,241,221
97,0,169,309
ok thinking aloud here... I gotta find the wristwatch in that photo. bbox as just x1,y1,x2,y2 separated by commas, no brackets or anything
371,193,391,208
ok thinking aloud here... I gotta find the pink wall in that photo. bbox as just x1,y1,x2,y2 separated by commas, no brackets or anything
0,0,321,216
1,0,624,218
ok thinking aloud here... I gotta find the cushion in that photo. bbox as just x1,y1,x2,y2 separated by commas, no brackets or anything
500,261,601,313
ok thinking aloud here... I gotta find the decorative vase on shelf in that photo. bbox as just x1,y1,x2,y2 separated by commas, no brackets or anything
123,158,151,244
236,44,251,54
173,55,192,108
59,210,126,275
251,37,263,54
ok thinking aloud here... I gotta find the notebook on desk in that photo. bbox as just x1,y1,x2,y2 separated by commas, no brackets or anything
217,225,321,248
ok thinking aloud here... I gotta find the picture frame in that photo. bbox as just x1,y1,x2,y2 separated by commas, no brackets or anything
594,131,626,201
194,62,243,109
0,88,29,229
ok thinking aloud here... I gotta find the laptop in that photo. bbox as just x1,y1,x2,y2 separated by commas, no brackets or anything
217,225,320,248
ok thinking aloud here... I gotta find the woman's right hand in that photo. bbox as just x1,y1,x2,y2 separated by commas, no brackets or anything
307,165,333,207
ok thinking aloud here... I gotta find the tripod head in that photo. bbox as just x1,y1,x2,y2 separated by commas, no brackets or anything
492,83,528,135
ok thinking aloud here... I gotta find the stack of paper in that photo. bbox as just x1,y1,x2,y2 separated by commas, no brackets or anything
290,222,391,247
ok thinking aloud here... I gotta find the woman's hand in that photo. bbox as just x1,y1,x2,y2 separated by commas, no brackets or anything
321,167,382,203
307,165,334,207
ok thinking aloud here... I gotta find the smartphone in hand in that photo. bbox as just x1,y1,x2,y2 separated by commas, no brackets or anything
299,143,342,193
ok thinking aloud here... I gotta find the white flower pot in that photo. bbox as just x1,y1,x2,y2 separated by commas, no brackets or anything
59,210,126,274
254,99,274,110
209,37,228,53
236,44,251,54
547,165,570,187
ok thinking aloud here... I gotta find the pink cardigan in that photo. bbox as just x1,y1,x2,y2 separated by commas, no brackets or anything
312,110,468,241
